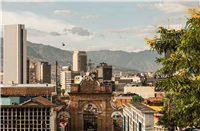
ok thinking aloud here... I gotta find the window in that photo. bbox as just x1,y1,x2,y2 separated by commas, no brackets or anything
139,122,141,131
127,116,129,131
124,116,126,131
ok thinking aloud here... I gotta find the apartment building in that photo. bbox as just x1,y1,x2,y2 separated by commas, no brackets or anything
123,102,157,131
1,96,56,131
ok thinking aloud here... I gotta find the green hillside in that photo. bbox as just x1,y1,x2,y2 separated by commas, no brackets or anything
1,38,162,72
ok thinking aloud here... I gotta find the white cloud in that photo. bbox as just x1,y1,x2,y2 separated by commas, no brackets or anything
80,15,99,19
1,11,94,48
27,28,61,37
102,24,183,39
68,27,92,36
131,33,157,39
153,14,188,23
137,2,198,14
101,26,157,34
2,11,74,33
99,34,105,38
54,10,81,15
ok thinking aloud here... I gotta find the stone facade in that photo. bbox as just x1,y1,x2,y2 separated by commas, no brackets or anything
57,79,123,131
68,79,114,131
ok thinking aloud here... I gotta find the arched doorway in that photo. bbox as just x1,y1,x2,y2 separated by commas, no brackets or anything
83,103,98,131
111,111,123,131
57,111,70,131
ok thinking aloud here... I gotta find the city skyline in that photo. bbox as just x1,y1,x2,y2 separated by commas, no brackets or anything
1,1,198,52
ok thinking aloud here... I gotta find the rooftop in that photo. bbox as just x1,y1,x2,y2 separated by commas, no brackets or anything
1,87,55,96
1,84,55,88
127,102,157,113
147,106,163,112
20,96,56,106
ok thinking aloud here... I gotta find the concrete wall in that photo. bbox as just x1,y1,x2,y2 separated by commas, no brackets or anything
0,97,11,105
124,86,155,99
145,114,155,130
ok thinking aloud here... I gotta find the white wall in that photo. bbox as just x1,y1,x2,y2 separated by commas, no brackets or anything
144,114,154,131
124,86,155,99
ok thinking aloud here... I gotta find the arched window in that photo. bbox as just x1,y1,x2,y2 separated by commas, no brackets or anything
83,103,98,131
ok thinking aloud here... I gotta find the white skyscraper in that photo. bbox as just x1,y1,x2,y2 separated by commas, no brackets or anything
3,24,27,84
60,66,80,93
73,51,87,72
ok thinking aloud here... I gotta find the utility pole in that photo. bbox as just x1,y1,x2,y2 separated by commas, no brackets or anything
55,61,58,92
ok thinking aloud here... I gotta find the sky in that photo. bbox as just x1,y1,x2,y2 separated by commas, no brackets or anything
1,0,199,52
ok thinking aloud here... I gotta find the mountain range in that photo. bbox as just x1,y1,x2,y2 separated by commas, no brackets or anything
1,38,162,79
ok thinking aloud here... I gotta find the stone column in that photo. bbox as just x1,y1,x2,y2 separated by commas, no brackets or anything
50,108,57,131
74,100,79,131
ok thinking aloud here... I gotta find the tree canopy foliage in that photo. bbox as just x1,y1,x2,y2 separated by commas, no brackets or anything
144,6,200,128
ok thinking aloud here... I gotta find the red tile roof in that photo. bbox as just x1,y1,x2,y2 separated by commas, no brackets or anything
1,87,55,96
19,96,56,106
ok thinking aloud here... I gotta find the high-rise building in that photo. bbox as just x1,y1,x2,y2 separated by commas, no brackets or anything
73,51,87,72
35,62,51,84
96,62,112,83
1,72,3,84
60,66,80,93
27,58,30,84
3,24,27,84
29,62,36,84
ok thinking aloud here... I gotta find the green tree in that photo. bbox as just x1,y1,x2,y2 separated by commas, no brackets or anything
144,6,200,129
156,93,185,128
